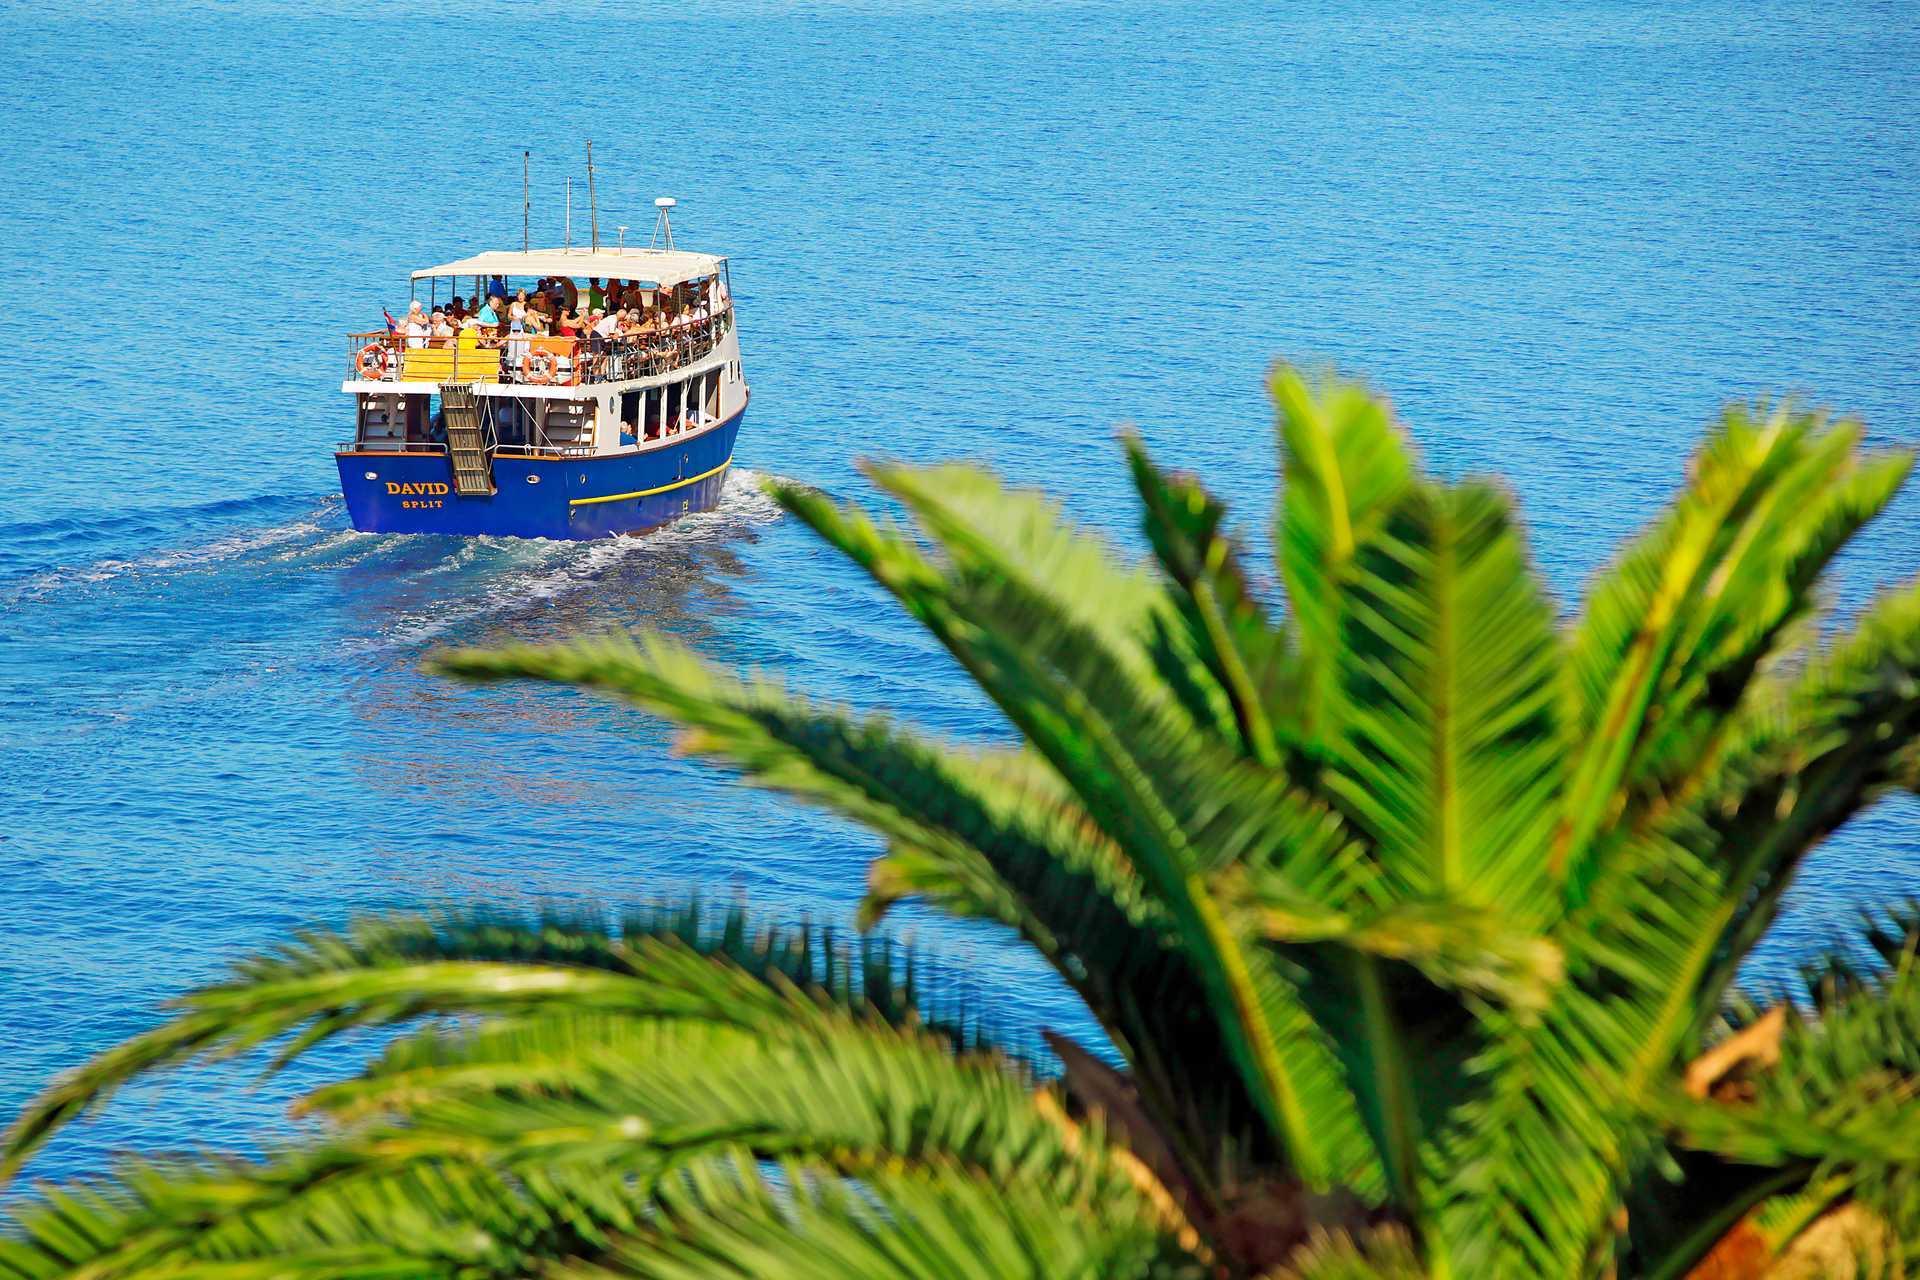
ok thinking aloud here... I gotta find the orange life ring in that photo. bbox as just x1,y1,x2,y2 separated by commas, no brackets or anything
521,349,557,385
357,342,391,380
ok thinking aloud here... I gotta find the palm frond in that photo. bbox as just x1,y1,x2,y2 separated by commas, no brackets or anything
317,1016,1135,1207
1322,479,1564,916
0,908,971,1186
1558,406,1909,900
1681,581,1920,1021
0,1156,627,1280
1270,366,1415,745
860,460,1170,669
1124,432,1293,768
563,1157,1193,1280
432,634,1266,1210
767,472,1383,1192
434,634,1159,952
1265,1226,1423,1280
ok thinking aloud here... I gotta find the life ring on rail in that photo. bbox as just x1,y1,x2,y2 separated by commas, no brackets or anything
356,343,391,380
521,349,558,385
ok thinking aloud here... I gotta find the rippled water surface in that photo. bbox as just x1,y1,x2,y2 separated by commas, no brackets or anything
2,0,1918,1182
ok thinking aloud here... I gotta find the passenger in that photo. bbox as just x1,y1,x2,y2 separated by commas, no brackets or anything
456,315,481,351
557,308,581,338
431,310,455,347
586,277,605,312
487,275,509,303
505,295,529,373
403,300,431,349
580,308,612,377
477,295,499,328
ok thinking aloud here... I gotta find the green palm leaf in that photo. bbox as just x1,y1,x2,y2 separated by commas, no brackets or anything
0,908,969,1185
1124,432,1293,768
1323,479,1564,915
0,1157,627,1280
767,472,1382,1191
432,635,1265,1210
1271,366,1415,745
564,1158,1188,1280
1559,408,1909,899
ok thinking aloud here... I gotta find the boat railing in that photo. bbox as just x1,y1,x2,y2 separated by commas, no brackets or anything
346,307,732,388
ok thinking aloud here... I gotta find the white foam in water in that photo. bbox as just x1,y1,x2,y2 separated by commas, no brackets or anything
6,471,784,623
3,497,345,604
343,467,787,654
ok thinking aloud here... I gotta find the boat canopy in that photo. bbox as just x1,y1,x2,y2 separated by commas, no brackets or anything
412,247,725,288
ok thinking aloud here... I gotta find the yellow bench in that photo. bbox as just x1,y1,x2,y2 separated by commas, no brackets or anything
400,346,504,384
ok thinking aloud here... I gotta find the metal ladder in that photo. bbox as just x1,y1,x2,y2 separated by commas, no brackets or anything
440,383,495,497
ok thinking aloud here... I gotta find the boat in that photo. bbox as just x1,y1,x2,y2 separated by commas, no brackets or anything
336,199,747,539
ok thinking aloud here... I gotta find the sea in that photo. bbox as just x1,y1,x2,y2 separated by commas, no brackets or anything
1,0,1916,1185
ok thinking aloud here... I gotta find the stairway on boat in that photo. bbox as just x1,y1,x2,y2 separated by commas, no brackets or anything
440,384,495,497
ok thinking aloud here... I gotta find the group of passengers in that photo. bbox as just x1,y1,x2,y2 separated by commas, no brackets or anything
394,274,725,358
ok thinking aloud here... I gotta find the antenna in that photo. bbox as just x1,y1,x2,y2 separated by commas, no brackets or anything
586,140,599,252
565,177,572,251
522,151,530,252
651,197,677,251
617,224,629,250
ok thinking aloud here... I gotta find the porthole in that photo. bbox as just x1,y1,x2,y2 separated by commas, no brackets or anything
363,471,377,480
528,474,540,485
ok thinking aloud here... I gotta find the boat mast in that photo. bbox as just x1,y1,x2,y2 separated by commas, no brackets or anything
587,140,599,252
522,151,530,252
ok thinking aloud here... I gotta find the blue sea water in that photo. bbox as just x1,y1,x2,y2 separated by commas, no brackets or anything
2,0,1918,1186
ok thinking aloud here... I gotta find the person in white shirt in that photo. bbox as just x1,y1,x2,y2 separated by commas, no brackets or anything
584,309,619,379
403,301,431,350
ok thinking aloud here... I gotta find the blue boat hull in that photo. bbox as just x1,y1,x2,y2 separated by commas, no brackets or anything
336,408,744,539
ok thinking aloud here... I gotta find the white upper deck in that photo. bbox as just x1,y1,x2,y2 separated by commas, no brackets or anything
411,247,726,289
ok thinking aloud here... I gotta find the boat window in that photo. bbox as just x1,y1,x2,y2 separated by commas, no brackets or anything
643,387,663,440
664,382,684,435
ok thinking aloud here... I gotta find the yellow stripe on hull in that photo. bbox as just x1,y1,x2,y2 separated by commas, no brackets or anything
569,456,734,506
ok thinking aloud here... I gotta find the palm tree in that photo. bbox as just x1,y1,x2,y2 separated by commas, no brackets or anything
6,370,1920,1279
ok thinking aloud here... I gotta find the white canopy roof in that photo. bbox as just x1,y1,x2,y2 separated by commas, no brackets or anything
411,247,724,288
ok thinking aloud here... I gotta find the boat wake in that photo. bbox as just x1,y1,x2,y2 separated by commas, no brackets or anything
0,469,787,637
344,468,787,654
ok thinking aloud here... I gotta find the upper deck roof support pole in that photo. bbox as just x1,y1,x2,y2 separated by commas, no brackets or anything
587,140,599,252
